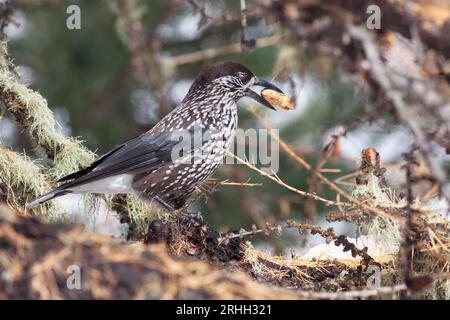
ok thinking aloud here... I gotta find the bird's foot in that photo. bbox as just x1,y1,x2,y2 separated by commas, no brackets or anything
179,211,204,228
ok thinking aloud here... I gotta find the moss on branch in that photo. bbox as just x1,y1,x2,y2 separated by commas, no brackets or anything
0,143,67,219
0,42,95,181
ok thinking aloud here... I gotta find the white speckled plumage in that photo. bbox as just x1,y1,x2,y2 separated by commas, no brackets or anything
28,61,280,211
132,74,243,210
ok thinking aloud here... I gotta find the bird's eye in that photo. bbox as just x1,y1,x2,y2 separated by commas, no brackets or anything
235,72,251,85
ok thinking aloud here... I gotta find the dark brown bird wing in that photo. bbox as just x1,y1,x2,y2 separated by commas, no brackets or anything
57,128,207,187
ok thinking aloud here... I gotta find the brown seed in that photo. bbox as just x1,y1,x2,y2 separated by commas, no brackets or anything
261,89,296,110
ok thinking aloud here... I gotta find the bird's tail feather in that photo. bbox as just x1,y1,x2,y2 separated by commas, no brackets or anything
27,188,70,208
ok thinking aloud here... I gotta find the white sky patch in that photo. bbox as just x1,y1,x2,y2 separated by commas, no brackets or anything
0,116,17,146
330,125,415,163
159,14,202,42
3,10,28,40
337,124,449,165
53,106,72,137
168,79,191,104
17,64,34,86
131,89,158,124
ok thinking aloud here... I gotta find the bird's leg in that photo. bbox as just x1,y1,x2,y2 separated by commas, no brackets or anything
153,195,203,227
164,196,205,227
153,195,176,212
179,211,204,227
178,201,204,227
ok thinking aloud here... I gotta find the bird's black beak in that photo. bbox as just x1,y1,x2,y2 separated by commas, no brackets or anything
245,78,284,110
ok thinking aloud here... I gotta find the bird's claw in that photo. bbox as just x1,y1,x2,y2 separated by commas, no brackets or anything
179,212,204,228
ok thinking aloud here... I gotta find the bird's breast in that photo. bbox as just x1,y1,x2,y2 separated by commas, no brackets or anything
132,102,237,206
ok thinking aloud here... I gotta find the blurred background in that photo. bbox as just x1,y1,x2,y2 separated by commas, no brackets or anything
0,0,447,255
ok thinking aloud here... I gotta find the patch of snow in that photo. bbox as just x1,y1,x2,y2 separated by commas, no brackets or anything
57,193,128,239
302,235,397,260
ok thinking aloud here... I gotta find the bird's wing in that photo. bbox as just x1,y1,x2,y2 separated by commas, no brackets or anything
57,144,127,182
58,128,208,187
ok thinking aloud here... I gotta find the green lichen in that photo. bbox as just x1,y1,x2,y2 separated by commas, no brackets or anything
353,173,449,299
0,144,68,220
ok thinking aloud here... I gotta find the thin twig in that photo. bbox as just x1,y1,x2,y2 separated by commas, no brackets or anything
225,149,346,207
219,180,262,187
249,107,404,221
161,35,280,67
294,284,407,300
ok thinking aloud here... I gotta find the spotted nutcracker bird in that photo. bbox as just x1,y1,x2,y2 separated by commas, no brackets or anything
28,61,283,211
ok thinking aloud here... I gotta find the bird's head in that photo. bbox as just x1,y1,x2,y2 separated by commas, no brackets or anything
185,61,283,110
